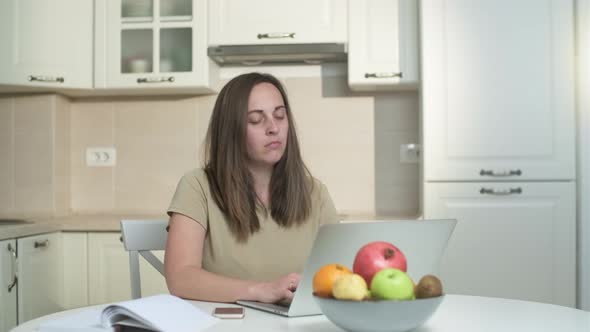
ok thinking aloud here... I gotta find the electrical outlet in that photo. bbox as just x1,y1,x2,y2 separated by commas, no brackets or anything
86,147,116,167
400,144,420,163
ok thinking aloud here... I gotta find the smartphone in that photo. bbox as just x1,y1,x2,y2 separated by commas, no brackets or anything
212,307,245,319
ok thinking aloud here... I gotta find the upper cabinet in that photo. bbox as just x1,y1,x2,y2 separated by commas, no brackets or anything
94,0,217,93
0,0,93,89
348,0,419,91
208,0,347,45
421,0,575,181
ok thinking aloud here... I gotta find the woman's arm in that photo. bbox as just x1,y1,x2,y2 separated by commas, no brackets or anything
164,212,299,303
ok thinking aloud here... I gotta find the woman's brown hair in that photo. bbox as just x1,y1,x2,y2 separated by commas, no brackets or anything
204,72,312,242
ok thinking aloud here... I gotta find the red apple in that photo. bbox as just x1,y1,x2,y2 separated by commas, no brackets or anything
353,241,407,286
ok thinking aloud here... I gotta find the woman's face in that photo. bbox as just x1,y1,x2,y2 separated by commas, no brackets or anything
245,82,289,169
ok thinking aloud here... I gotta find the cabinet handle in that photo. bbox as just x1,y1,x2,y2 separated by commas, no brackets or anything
34,240,49,249
7,243,17,293
28,75,65,83
257,32,295,39
364,72,403,79
137,76,175,84
480,187,523,195
479,169,522,177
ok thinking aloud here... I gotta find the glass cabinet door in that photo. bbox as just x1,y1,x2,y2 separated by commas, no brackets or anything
118,0,193,76
100,0,214,90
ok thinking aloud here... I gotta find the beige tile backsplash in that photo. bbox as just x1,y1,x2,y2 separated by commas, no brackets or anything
0,75,420,218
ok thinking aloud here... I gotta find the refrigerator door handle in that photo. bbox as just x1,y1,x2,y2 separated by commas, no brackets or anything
7,243,17,293
480,187,523,196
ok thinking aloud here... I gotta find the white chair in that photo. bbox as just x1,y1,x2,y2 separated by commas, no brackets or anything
120,219,168,299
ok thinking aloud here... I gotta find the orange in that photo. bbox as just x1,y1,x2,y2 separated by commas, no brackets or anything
312,263,352,297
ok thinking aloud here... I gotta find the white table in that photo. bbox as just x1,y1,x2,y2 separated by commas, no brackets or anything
11,295,590,332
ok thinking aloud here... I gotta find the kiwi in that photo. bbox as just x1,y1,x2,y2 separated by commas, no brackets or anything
415,275,443,299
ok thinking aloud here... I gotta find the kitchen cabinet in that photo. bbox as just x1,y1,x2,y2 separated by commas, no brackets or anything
0,239,17,332
348,0,419,90
88,232,167,305
62,233,89,309
208,0,347,45
17,233,63,323
421,0,575,181
94,0,217,93
424,182,576,307
0,0,93,89
88,232,132,304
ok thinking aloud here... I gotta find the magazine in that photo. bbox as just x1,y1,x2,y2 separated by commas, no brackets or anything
38,294,219,332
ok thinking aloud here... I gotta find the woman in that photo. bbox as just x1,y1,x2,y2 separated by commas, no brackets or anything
164,72,339,304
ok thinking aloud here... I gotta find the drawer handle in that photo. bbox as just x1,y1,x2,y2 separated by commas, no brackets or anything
7,243,17,293
34,240,49,249
137,76,174,83
480,169,522,177
364,72,403,79
28,75,65,83
137,76,175,84
480,187,523,195
257,32,295,39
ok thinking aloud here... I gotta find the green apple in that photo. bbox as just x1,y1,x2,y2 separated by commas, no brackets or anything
332,273,369,301
370,268,414,300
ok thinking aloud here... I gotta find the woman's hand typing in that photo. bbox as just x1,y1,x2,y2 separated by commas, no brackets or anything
248,273,301,304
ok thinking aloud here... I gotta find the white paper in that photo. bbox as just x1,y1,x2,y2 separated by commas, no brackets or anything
102,294,219,332
38,294,219,332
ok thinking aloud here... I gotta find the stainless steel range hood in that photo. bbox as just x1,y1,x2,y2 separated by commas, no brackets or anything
207,43,347,66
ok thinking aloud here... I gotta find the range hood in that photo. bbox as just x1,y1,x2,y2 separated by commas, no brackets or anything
207,43,347,66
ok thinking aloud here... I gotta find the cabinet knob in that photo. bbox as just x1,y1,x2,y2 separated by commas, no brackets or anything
480,169,522,177
364,72,403,79
257,32,295,39
28,75,65,83
480,187,523,195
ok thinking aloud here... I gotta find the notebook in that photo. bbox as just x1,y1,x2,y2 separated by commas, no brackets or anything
237,219,457,317
38,294,218,332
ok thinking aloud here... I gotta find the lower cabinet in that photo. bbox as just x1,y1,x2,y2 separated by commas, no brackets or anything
87,232,167,305
0,239,17,332
17,233,63,323
423,182,576,307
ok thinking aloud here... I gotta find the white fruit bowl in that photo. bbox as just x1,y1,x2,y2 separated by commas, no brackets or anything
313,294,444,332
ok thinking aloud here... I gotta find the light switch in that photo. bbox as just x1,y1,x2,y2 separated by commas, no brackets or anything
86,147,116,167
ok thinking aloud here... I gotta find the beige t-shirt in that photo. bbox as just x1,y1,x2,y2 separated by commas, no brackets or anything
167,168,339,281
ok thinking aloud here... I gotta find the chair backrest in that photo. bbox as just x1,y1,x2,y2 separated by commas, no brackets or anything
120,219,168,299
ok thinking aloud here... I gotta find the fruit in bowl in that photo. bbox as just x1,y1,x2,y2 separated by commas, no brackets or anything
370,268,415,301
311,241,445,332
312,263,352,298
353,241,407,286
332,273,369,301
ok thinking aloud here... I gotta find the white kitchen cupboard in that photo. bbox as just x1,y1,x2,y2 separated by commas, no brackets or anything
208,0,347,45
61,233,89,309
94,0,217,93
88,232,132,304
348,0,419,90
17,232,63,323
0,239,17,332
421,0,575,181
88,232,167,305
0,0,93,89
424,182,576,307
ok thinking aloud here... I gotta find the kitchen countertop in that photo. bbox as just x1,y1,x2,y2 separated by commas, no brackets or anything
0,214,167,240
0,213,420,240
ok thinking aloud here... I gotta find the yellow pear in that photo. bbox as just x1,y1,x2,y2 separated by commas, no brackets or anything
332,273,369,301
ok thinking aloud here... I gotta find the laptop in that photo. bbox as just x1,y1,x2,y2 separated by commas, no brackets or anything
237,219,457,317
